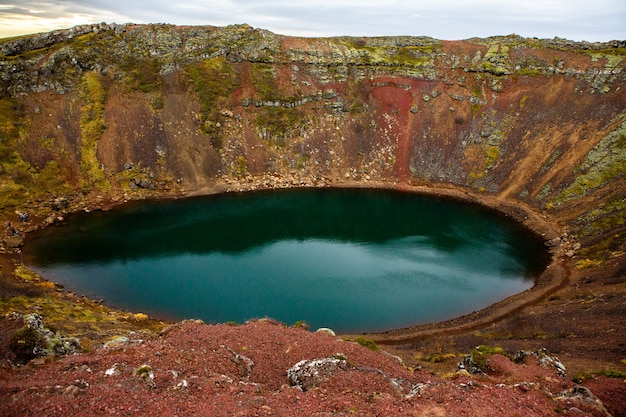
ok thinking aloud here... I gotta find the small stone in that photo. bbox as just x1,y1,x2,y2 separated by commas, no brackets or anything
63,385,81,397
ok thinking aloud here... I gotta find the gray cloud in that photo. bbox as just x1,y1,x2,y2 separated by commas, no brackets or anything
1,0,624,41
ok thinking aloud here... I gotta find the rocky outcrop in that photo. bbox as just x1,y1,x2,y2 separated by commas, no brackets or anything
6,313,80,364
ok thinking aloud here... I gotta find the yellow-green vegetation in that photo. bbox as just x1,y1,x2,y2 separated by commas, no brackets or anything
572,369,626,383
577,233,624,263
120,57,163,108
185,57,239,148
0,97,66,208
35,161,71,195
252,63,280,102
551,118,626,260
520,95,529,108
471,84,484,116
291,320,311,330
414,351,460,363
235,155,249,177
588,50,626,69
480,44,511,75
0,97,29,210
256,107,303,147
123,58,162,92
345,336,380,351
114,164,154,193
0,291,164,352
575,258,604,269
574,196,626,254
135,364,154,378
9,322,47,363
515,57,550,76
79,71,110,192
485,145,500,168
554,115,626,205
468,345,510,372
337,38,439,70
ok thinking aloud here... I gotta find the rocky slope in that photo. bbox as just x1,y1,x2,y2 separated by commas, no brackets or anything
0,24,625,415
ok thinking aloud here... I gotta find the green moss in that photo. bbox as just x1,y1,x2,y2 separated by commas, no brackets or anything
185,57,239,147
0,97,24,167
78,72,110,192
577,232,624,262
291,320,310,330
485,145,500,169
0,97,36,210
9,325,47,364
519,95,528,108
255,107,302,147
479,44,512,75
554,116,626,205
594,369,626,379
121,57,162,94
348,336,380,351
581,197,626,234
34,161,71,195
251,63,279,102
468,345,510,372
235,155,248,177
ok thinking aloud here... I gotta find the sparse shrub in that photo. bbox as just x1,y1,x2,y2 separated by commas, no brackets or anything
292,320,310,331
9,325,47,364
572,371,593,383
350,336,380,351
575,258,603,269
461,345,509,374
594,369,626,379
135,364,154,379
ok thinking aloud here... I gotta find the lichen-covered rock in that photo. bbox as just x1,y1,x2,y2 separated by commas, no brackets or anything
8,313,80,364
556,386,612,416
514,348,567,377
287,355,349,391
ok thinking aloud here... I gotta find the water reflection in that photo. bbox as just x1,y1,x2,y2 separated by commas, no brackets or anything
25,189,549,332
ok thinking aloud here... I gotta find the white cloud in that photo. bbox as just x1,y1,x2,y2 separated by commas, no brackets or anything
1,0,624,41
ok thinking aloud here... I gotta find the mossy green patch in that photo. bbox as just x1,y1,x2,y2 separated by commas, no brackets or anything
251,63,280,102
185,57,239,148
553,115,626,205
485,145,500,168
347,336,380,351
121,57,163,94
0,97,36,210
255,107,303,147
235,155,249,177
79,71,110,192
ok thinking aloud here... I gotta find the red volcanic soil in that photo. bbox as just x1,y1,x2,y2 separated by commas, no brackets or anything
1,319,622,417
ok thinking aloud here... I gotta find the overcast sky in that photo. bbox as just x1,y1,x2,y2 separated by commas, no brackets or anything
1,0,625,41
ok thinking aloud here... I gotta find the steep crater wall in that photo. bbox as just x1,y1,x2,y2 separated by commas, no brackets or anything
1,24,625,265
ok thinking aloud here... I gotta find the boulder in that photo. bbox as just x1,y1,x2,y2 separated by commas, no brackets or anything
287,355,349,391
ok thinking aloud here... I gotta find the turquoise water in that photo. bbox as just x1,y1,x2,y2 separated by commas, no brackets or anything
25,188,549,333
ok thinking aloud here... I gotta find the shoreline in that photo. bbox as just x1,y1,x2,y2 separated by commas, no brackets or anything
5,179,569,343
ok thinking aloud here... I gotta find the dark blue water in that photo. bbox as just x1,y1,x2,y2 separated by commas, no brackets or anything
25,188,549,333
